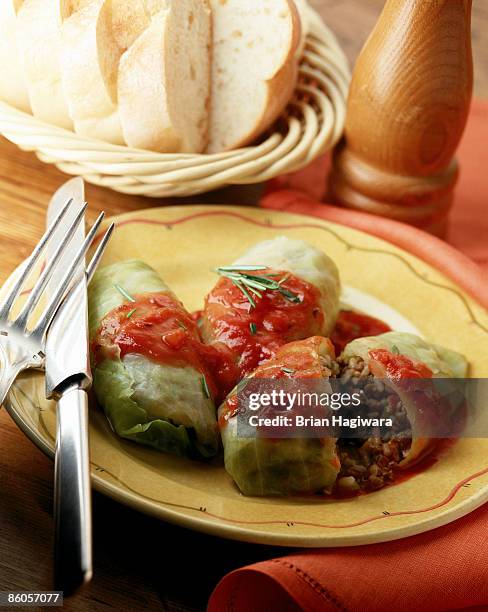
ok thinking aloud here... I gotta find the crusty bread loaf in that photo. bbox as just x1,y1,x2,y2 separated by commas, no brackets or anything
293,0,310,59
60,0,168,145
207,0,301,153
60,1,95,19
16,0,81,128
60,0,123,143
118,0,211,153
10,0,303,155
0,1,30,112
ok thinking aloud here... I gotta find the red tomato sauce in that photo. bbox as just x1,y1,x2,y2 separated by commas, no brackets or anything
203,270,326,379
369,348,433,379
92,293,238,401
368,349,467,436
218,337,334,428
331,310,391,353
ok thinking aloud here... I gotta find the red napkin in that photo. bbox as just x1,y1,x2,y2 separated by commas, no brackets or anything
209,504,488,611
208,100,488,611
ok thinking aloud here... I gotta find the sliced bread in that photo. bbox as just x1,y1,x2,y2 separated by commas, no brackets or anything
118,0,211,153
207,0,301,153
293,0,309,59
60,0,167,144
0,1,30,112
60,0,94,18
16,0,81,128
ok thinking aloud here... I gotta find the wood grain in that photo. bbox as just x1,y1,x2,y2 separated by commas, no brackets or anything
308,0,488,99
0,2,486,610
328,0,473,235
0,409,289,612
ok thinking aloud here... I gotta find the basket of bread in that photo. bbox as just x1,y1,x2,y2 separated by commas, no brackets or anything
0,0,349,197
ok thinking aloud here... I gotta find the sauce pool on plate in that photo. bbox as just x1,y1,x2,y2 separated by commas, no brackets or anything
331,310,391,354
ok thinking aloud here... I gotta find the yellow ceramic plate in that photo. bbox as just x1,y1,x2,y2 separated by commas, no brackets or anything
5,205,488,547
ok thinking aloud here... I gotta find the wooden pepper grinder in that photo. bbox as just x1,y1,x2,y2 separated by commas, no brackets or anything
328,0,473,236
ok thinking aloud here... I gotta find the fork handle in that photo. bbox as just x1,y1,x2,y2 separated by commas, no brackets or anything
54,382,92,595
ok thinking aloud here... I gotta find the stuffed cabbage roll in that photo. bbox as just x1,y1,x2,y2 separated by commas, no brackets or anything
89,260,219,459
202,236,341,389
335,331,468,493
219,336,340,496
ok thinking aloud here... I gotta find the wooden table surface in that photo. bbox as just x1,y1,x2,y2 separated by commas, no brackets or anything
0,2,487,611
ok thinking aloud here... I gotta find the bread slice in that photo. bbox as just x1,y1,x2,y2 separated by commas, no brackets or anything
0,1,30,112
293,0,310,59
118,0,211,153
207,0,301,153
60,1,95,19
60,0,167,144
16,1,84,128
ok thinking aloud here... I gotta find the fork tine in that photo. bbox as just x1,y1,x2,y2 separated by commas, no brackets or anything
86,222,114,284
32,213,107,338
14,203,88,331
0,199,73,321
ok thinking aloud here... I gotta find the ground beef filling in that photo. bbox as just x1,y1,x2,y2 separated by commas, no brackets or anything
334,356,412,494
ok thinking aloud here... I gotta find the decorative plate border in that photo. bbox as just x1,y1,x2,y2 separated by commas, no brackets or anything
99,210,487,334
8,378,488,537
5,207,488,545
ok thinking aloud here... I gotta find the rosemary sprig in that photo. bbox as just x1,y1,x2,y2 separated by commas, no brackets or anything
236,378,249,394
278,287,301,304
235,279,257,308
281,367,296,375
114,284,135,303
201,375,211,399
249,322,257,335
215,266,301,308
126,308,137,319
218,265,268,272
391,345,400,355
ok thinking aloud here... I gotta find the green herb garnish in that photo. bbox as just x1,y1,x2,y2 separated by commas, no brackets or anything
114,284,135,303
201,375,211,399
218,265,268,272
235,280,257,308
126,308,137,319
278,287,302,304
236,378,249,394
249,322,257,335
391,345,400,355
215,266,301,308
281,367,295,375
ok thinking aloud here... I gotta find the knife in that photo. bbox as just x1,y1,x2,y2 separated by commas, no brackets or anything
45,178,93,595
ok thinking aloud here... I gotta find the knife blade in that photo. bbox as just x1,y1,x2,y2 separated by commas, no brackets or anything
46,177,91,395
45,177,93,594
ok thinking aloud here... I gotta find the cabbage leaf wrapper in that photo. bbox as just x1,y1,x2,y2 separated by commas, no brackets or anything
89,260,219,459
201,236,341,387
219,336,340,496
340,331,468,468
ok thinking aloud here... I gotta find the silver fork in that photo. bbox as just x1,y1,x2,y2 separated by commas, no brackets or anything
0,200,114,405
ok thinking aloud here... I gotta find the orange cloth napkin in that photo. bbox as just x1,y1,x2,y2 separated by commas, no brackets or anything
209,504,488,611
208,101,488,611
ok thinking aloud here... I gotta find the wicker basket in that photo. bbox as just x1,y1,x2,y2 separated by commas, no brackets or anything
0,9,349,198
